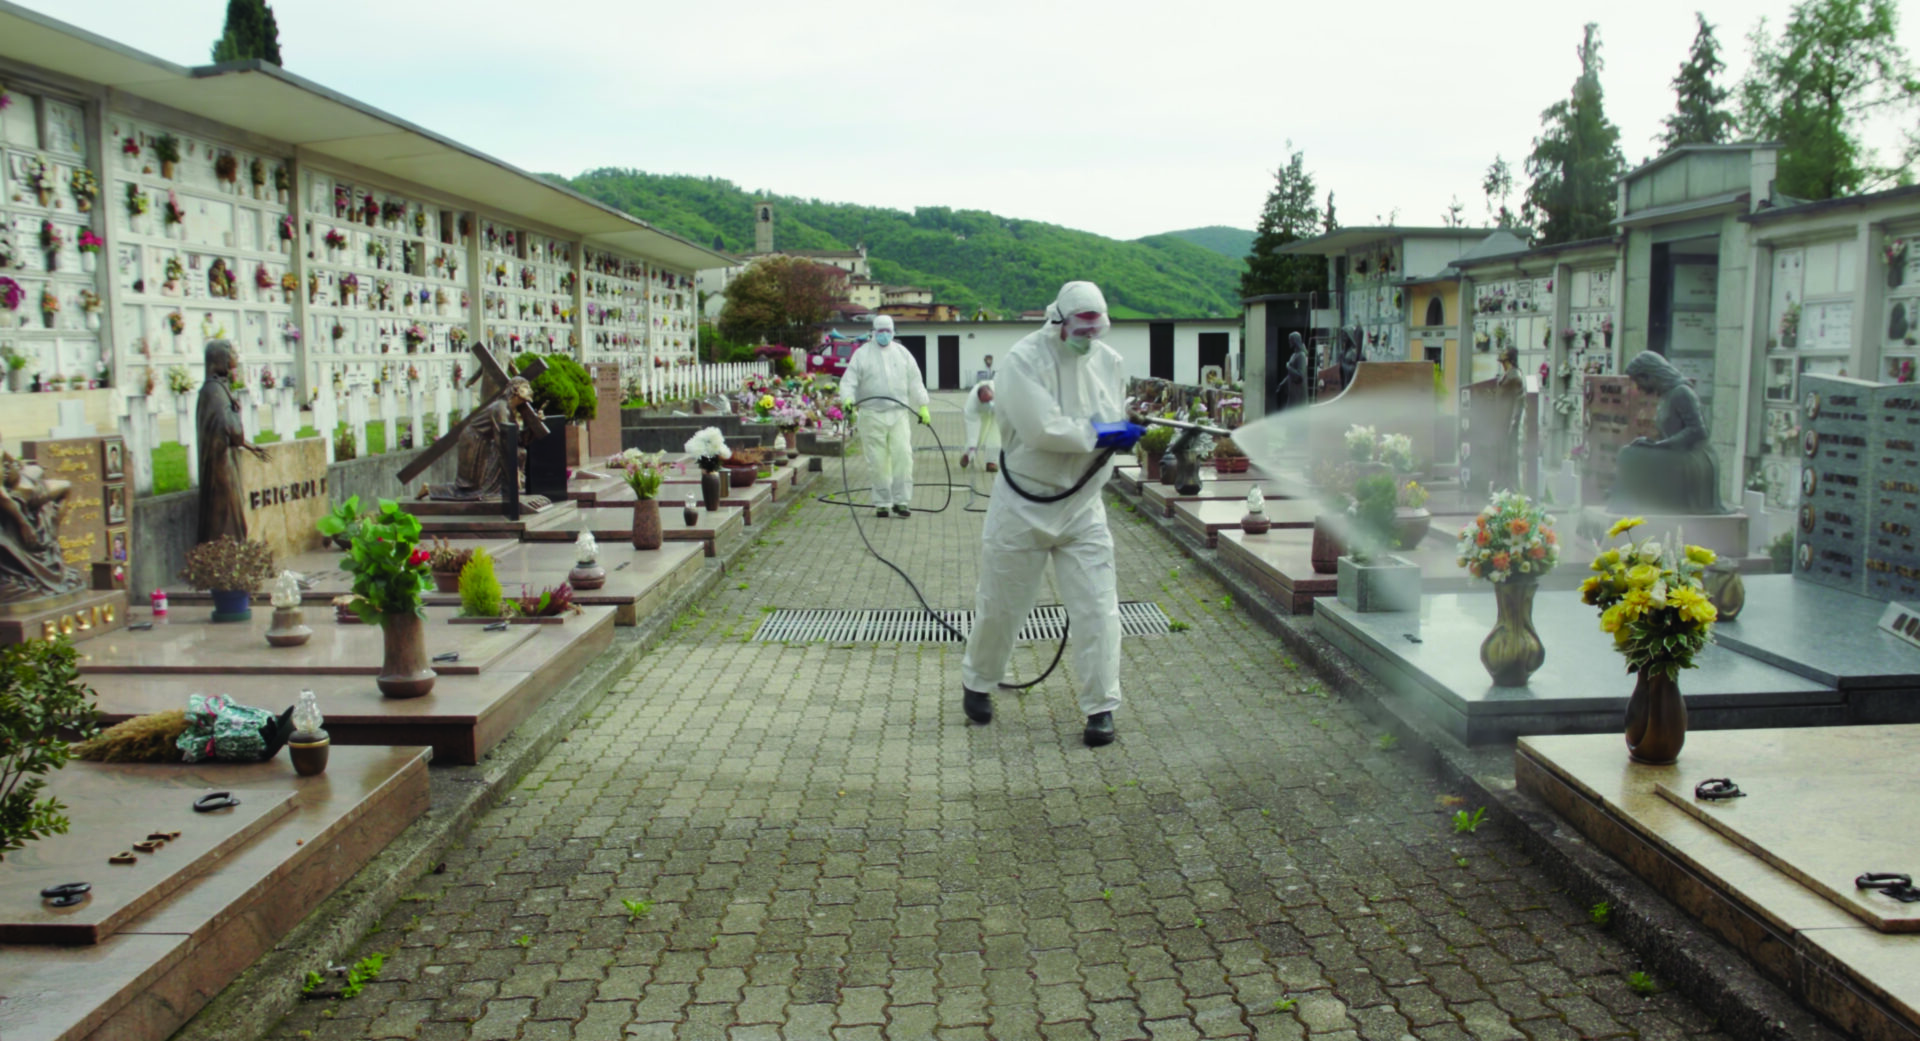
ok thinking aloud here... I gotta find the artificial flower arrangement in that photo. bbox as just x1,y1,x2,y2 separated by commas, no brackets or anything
77,230,103,255
163,190,186,227
0,276,22,313
38,221,63,262
684,427,731,471
255,264,274,290
1455,492,1559,583
280,215,297,242
610,449,668,499
324,229,348,251
1887,237,1910,270
70,168,98,212
1343,423,1415,472
249,157,266,189
1581,518,1718,678
214,154,238,185
165,363,193,393
403,324,427,351
39,288,58,325
153,133,181,174
24,157,50,204
163,257,185,289
125,182,149,219
755,393,776,418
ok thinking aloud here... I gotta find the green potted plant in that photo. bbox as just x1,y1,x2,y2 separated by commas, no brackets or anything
1334,473,1419,613
458,547,504,618
2,346,29,393
514,352,597,479
610,449,667,550
1211,435,1249,474
322,497,435,698
0,639,99,862
153,133,180,179
426,537,474,593
1138,425,1174,483
179,536,277,621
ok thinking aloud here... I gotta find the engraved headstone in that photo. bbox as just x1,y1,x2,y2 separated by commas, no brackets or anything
1790,374,1920,600
1865,381,1920,601
21,436,126,573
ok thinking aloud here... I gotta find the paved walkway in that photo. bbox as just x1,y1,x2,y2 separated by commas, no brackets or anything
269,423,1734,1040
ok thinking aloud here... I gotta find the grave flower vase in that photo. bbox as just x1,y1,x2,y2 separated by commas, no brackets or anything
1310,516,1345,575
727,463,757,489
1625,671,1686,765
700,470,721,511
1142,452,1162,482
1892,260,1906,291
1480,577,1544,687
631,498,662,551
210,589,253,622
376,612,437,699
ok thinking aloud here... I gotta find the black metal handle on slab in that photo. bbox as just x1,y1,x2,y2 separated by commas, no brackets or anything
194,791,240,812
1693,778,1745,800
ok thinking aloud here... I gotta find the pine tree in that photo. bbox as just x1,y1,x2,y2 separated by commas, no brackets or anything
1240,145,1328,297
1482,156,1517,227
1660,13,1734,148
1739,0,1919,200
210,0,283,65
1523,24,1626,245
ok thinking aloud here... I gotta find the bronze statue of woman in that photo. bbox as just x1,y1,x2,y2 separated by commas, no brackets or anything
1611,351,1722,514
195,340,269,545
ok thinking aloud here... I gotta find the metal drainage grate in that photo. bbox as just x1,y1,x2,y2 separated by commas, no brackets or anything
754,602,1171,644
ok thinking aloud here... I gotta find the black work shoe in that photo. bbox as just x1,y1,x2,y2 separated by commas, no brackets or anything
892,505,911,518
1083,712,1116,747
963,688,993,724
875,507,889,518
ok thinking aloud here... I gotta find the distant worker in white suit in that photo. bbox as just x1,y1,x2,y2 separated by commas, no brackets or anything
959,379,1000,473
839,315,931,518
960,281,1144,747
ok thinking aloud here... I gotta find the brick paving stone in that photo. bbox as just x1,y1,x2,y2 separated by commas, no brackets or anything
259,438,1743,1041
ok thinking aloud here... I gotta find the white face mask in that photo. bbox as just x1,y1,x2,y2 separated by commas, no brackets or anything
1064,334,1094,355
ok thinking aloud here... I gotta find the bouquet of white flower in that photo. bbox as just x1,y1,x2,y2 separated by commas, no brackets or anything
684,427,731,472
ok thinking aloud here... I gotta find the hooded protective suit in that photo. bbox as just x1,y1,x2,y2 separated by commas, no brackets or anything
961,282,1129,722
960,380,1000,470
840,315,930,511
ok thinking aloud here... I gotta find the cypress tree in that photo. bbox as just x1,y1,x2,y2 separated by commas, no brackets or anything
1523,24,1626,245
1660,13,1735,148
210,0,284,65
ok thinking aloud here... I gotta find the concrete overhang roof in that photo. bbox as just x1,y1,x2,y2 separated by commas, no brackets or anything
0,1,736,272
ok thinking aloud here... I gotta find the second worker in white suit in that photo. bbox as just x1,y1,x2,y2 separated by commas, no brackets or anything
960,281,1144,746
839,315,931,518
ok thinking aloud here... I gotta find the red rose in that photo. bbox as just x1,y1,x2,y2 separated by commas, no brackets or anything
408,549,430,567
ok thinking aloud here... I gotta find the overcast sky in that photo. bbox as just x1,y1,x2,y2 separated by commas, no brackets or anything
32,0,1920,242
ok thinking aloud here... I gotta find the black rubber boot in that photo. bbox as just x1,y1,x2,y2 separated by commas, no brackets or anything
875,507,889,518
963,688,993,724
892,505,911,519
1083,712,1116,747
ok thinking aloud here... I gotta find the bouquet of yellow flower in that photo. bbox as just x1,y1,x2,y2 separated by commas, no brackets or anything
1455,491,1559,583
1580,517,1717,678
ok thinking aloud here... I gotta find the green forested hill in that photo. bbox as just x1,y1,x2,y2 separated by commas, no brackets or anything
558,169,1247,318
1149,226,1255,260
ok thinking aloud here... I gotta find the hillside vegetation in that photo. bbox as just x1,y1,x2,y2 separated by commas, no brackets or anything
560,169,1248,318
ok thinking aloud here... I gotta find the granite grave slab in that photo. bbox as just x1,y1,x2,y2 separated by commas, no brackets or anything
1174,497,1319,548
87,607,616,764
1712,575,1920,721
78,607,536,677
0,746,430,1041
1518,727,1920,1039
522,503,743,558
1315,589,1839,744
480,541,703,625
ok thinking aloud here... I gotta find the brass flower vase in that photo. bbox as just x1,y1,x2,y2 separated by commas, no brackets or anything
1480,578,1545,686
1703,565,1744,621
376,612,436,699
631,498,662,550
1625,671,1687,765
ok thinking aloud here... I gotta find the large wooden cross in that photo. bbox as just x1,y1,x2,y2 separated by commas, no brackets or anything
396,344,550,485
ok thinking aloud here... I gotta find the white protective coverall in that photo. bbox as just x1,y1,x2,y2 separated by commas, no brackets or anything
960,283,1128,717
960,380,1000,470
839,315,930,510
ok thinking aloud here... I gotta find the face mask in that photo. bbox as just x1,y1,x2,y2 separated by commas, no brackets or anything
1064,334,1093,355
875,332,892,346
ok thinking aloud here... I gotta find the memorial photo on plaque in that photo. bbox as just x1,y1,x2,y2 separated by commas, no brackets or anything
1801,504,1816,533
1805,391,1821,419
1800,541,1814,570
103,440,123,479
105,485,125,525
1804,430,1819,457
111,530,127,562
1803,469,1817,496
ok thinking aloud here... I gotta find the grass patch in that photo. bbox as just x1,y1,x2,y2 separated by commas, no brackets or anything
254,430,282,445
152,443,188,495
363,422,387,456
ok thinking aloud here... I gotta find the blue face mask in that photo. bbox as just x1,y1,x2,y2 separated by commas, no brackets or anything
875,332,893,346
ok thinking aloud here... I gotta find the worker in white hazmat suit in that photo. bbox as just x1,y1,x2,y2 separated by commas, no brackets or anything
839,315,931,518
959,379,1000,473
960,281,1145,746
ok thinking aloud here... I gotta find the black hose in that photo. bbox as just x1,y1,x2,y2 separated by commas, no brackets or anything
825,393,1069,691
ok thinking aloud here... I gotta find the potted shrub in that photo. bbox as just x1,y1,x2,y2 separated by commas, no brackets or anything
514,351,597,478
1138,425,1174,482
1334,473,1420,612
1212,435,1249,474
179,536,277,621
427,537,474,593
727,445,765,489
325,498,436,699
610,448,667,550
0,639,98,862
458,547,503,618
